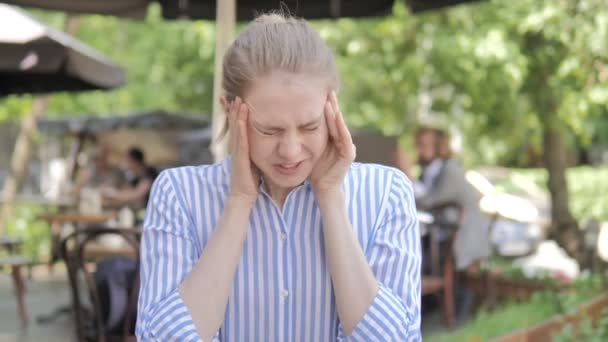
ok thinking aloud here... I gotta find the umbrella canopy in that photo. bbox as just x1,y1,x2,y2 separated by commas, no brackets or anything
159,0,395,20
406,0,484,13
160,0,486,19
0,0,149,18
0,0,484,19
0,4,125,96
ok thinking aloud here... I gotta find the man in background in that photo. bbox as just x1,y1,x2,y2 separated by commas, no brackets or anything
395,126,491,271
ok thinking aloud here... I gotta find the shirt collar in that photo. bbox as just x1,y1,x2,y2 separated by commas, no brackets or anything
220,155,232,176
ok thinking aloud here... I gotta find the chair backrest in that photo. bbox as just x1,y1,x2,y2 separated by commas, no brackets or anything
60,225,141,342
426,202,464,277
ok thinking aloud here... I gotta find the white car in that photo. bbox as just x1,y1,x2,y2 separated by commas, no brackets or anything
466,167,551,257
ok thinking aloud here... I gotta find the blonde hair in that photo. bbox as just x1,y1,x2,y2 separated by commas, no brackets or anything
218,12,340,139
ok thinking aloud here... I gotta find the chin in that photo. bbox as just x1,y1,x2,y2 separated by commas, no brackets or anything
261,163,312,190
269,171,309,189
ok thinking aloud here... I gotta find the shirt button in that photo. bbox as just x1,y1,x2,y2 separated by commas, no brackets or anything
281,233,287,240
280,289,289,298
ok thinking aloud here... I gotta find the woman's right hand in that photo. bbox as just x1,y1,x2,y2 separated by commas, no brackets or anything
228,97,259,208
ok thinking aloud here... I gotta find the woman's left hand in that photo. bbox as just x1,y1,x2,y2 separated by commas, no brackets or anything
310,91,356,198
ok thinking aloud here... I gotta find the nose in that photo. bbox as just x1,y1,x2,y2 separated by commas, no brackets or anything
276,131,302,160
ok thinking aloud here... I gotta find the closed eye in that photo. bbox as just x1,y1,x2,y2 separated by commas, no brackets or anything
254,126,278,136
302,125,320,132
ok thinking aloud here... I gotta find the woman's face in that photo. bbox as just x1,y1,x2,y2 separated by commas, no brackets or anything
241,71,330,192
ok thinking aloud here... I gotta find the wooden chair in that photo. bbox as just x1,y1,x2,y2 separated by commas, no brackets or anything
421,202,463,329
0,236,32,327
60,225,141,342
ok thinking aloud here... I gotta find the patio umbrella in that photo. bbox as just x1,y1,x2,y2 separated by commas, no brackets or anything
0,4,125,96
406,0,483,13
159,0,485,19
0,0,149,18
158,0,395,19
0,0,484,18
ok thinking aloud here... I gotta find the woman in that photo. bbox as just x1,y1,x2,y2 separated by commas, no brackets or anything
136,13,421,341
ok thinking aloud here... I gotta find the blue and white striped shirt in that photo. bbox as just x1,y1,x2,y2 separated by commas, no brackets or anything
136,158,421,341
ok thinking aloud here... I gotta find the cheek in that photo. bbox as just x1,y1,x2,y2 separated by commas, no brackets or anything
247,129,276,162
305,130,329,157
248,137,269,161
246,128,261,156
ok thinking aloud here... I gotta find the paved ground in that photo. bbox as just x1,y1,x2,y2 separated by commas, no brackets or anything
0,265,450,341
0,265,75,342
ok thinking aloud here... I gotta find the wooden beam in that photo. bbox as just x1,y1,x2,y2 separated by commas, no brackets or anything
0,96,49,234
210,0,236,162
0,15,79,235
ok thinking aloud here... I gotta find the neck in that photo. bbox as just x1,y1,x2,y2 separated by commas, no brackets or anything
263,178,292,210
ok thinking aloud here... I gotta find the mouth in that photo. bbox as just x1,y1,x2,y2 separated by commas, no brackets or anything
273,161,303,175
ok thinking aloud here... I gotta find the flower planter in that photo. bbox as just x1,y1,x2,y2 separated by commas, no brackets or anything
465,270,563,307
492,294,608,342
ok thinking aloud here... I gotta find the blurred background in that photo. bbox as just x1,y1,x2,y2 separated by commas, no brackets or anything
1,0,607,341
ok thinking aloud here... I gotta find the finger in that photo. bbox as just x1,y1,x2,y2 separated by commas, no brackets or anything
233,97,242,117
330,91,340,115
335,106,353,151
228,102,237,153
330,91,352,144
334,111,355,159
324,100,339,141
237,103,249,154
229,97,243,153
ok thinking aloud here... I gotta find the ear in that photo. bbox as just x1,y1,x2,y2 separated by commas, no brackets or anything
219,96,230,115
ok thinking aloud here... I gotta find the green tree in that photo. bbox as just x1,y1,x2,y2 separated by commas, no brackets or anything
424,0,608,261
1,4,218,119
321,0,608,262
2,1,607,262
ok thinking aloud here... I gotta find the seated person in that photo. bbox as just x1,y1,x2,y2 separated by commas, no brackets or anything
100,147,158,210
395,126,491,272
73,146,124,200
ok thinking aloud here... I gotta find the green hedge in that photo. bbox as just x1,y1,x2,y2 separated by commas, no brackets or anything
3,204,53,262
425,266,605,341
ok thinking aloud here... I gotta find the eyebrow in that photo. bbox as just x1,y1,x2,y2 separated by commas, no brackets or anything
252,114,323,131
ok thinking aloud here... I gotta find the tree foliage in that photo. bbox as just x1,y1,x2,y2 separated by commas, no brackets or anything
2,0,608,259
2,1,606,164
0,5,217,119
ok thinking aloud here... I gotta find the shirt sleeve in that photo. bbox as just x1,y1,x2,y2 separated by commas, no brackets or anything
338,170,422,341
135,170,220,342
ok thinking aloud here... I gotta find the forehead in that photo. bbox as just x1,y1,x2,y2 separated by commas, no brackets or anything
417,131,436,144
245,71,328,125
